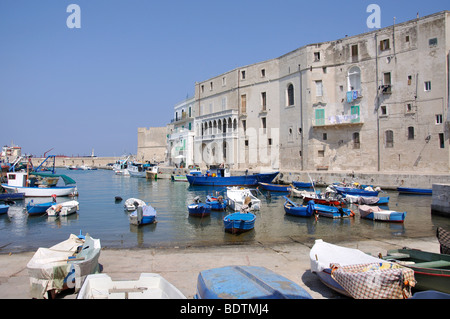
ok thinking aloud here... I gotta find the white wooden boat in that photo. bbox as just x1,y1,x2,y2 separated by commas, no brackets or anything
46,200,79,217
27,233,101,299
1,171,77,197
77,273,186,299
128,163,147,178
226,187,261,211
310,239,415,299
124,198,146,211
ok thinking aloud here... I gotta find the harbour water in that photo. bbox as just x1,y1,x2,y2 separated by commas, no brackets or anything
1,169,449,253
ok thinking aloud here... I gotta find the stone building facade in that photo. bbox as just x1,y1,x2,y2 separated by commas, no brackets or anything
189,11,449,173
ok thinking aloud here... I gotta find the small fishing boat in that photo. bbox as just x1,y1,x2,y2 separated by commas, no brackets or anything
397,187,432,195
292,181,315,188
1,171,77,197
129,204,157,226
313,203,355,219
258,182,291,193
188,197,211,217
26,200,55,215
333,185,379,197
283,197,315,217
358,205,406,223
127,163,147,178
0,204,9,215
310,239,416,299
171,174,188,182
206,195,227,211
195,266,312,299
344,194,389,205
124,198,146,212
293,189,344,206
77,273,186,299
27,233,101,299
382,248,450,293
223,212,256,234
226,187,261,211
46,200,79,217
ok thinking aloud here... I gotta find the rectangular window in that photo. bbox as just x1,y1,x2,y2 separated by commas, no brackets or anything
323,133,327,141
318,150,325,157
405,35,410,42
210,82,213,91
268,138,272,146
315,109,325,126
429,38,438,46
408,75,412,85
261,92,267,111
222,77,226,86
353,132,360,149
261,69,266,77
380,105,387,116
406,103,413,112
261,117,266,134
245,140,249,147
380,39,390,51
242,120,246,134
240,94,246,113
385,130,394,148
424,81,431,91
439,133,445,148
314,52,321,61
383,72,392,93
351,44,358,57
436,114,443,124
241,70,246,80
408,127,415,140
221,97,227,111
315,80,323,97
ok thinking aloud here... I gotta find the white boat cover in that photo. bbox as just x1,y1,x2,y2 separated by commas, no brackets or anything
358,205,396,221
124,198,146,211
226,187,261,211
310,239,416,299
27,234,101,299
46,200,79,216
77,273,186,299
345,194,380,204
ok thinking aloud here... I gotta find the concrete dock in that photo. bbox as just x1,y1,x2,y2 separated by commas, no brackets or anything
0,236,441,299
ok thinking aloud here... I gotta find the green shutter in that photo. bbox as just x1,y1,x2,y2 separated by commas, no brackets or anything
315,109,325,126
351,105,360,123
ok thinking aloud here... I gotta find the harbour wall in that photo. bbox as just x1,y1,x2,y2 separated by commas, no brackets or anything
431,184,450,217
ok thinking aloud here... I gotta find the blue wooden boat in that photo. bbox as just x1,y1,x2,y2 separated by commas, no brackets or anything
223,212,255,234
358,205,406,223
0,192,25,201
129,204,157,226
313,203,355,219
333,186,378,197
26,200,54,215
188,202,211,217
292,181,314,188
195,265,312,299
258,182,291,192
283,196,314,217
397,187,432,195
206,195,227,211
186,167,278,186
344,194,390,205
0,204,9,215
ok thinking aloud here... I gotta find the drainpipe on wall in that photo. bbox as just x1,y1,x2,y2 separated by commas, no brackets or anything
298,64,304,171
375,33,381,172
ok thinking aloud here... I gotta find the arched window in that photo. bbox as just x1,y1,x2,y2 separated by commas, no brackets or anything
348,66,361,92
287,84,294,106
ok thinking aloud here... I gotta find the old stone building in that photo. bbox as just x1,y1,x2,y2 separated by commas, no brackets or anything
173,11,450,173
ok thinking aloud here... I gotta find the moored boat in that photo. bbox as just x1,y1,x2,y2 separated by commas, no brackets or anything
124,198,146,212
0,204,9,215
129,204,157,226
188,197,211,217
382,248,450,293
46,200,79,217
27,233,101,299
333,185,379,197
344,194,389,205
310,239,416,298
397,187,432,195
258,182,291,193
0,192,25,201
206,195,227,211
292,181,315,189
223,212,255,234
77,273,186,299
226,187,261,211
171,174,188,182
1,171,77,197
195,266,312,299
313,203,355,219
26,200,55,215
283,196,314,217
186,166,278,186
293,189,344,206
358,205,406,223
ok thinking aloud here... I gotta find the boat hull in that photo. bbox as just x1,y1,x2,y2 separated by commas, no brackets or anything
314,203,354,219
258,182,291,192
334,186,378,197
1,184,77,197
283,197,314,217
0,204,9,215
196,266,312,299
223,213,255,234
26,201,54,215
46,201,79,217
397,187,432,195
186,172,278,186
188,203,211,217
205,196,227,211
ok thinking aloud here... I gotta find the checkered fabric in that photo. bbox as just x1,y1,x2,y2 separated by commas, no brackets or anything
437,227,450,255
330,262,416,299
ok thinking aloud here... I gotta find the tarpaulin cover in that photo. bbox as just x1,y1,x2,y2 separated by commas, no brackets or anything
26,234,101,299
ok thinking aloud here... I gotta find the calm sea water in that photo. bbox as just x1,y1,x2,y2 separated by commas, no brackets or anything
1,169,449,253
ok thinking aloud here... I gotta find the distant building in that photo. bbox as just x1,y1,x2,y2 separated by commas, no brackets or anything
190,11,449,173
137,127,167,163
1,144,21,161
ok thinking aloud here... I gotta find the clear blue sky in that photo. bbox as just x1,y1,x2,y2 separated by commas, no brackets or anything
0,0,447,157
